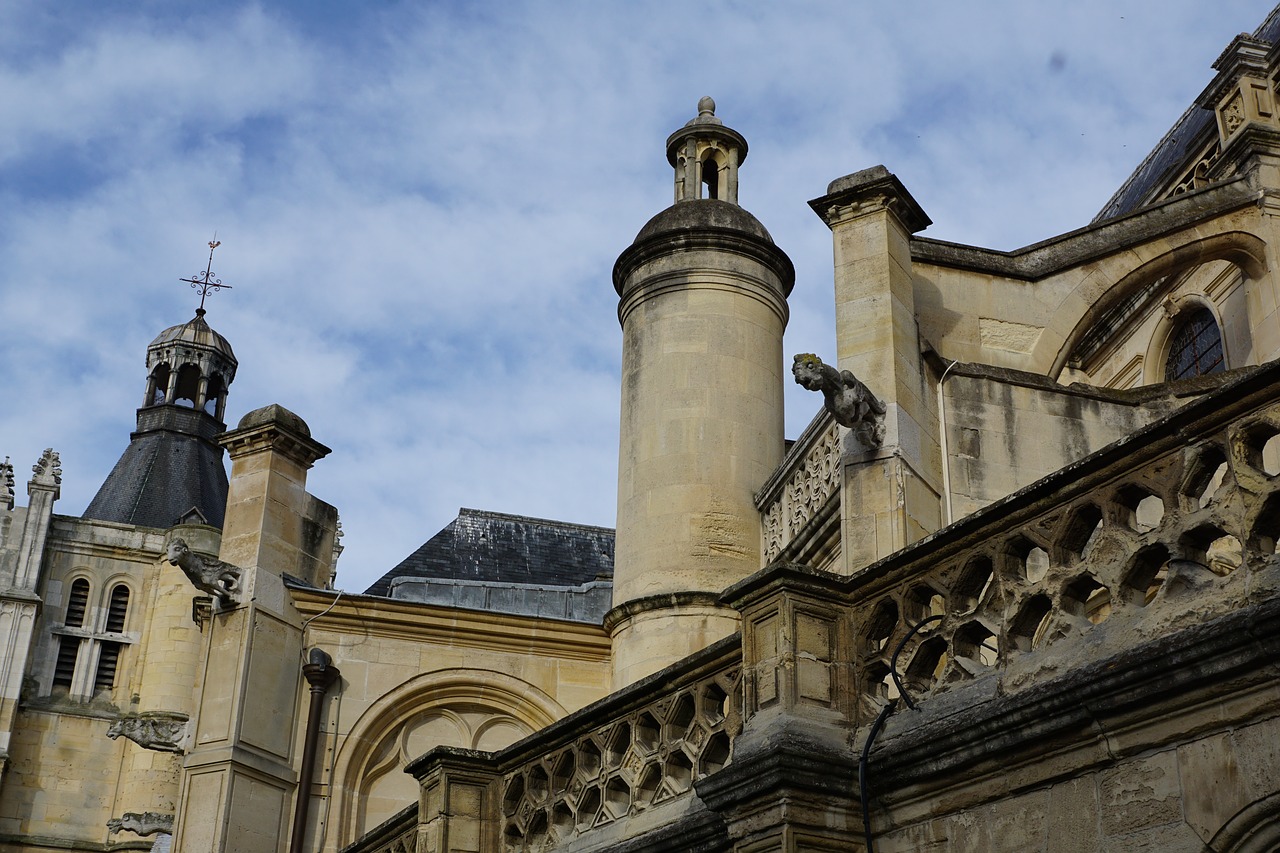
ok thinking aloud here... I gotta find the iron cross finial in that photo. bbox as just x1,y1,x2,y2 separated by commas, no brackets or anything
180,238,231,316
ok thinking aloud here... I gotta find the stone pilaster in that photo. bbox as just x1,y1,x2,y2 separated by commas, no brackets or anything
172,568,304,852
809,169,942,573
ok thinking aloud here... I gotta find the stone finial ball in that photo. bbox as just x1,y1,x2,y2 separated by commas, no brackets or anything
698,96,716,115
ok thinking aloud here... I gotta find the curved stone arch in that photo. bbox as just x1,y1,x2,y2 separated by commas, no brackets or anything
1042,231,1267,380
1209,791,1280,852
1141,293,1230,385
56,569,96,615
95,573,137,633
331,667,566,844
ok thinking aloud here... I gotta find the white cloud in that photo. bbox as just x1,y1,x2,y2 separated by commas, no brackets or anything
1,0,1273,590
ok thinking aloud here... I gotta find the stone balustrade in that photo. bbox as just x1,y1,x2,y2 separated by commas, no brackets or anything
839,375,1280,726
756,409,842,567
396,639,741,853
498,657,740,850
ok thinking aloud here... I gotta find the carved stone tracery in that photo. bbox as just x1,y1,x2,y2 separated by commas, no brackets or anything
760,418,842,564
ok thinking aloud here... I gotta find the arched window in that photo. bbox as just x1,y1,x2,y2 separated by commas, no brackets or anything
48,579,133,698
173,364,202,408
204,373,226,416
94,585,130,693
1165,307,1225,381
701,154,720,200
52,579,91,691
149,364,171,405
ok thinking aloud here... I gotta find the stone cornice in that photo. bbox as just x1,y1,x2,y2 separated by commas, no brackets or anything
808,165,931,234
612,226,796,299
602,590,729,633
218,419,330,468
1198,33,1273,109
908,175,1258,279
290,588,611,662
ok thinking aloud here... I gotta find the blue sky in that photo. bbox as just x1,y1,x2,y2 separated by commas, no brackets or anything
2,1,1274,592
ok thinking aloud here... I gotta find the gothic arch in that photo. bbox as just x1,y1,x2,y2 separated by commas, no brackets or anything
1044,231,1267,380
331,667,566,844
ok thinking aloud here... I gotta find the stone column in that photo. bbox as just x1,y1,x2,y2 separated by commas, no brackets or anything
173,406,331,850
809,168,942,573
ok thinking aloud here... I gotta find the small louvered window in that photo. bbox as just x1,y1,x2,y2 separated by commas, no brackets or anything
105,585,129,633
93,585,130,693
52,638,80,690
95,643,122,693
64,579,89,628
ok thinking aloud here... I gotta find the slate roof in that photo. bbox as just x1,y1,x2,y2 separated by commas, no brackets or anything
82,405,228,530
1094,7,1280,222
363,508,615,598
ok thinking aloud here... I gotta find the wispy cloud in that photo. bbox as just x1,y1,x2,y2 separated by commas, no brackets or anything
1,0,1271,590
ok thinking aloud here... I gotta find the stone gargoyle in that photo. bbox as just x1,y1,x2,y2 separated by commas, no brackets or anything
106,711,188,753
107,811,174,836
166,538,242,605
792,353,887,448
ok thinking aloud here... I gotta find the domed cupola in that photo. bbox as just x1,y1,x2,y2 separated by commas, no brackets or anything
144,310,238,422
83,245,239,530
668,96,747,204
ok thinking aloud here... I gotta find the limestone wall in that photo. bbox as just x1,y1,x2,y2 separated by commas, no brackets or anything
0,517,206,851
287,591,612,852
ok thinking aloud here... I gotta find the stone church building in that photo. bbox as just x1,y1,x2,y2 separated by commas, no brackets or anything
4,8,1280,852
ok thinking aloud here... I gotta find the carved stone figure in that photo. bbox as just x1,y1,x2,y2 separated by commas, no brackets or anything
106,712,188,753
106,811,174,836
165,538,242,604
792,353,887,447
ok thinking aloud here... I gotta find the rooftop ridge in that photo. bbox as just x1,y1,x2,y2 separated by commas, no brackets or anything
455,506,616,535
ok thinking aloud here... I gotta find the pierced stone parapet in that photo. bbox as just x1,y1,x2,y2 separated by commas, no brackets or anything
845,386,1280,724
756,409,841,565
498,658,741,852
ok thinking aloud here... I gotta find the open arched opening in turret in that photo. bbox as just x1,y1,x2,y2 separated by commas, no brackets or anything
173,364,201,408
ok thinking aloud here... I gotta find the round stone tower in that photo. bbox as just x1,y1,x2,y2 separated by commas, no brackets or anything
609,98,794,687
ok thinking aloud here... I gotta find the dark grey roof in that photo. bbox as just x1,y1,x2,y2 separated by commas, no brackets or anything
82,405,228,530
363,508,615,598
1095,6,1280,221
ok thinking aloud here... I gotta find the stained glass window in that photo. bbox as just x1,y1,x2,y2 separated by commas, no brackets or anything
1165,308,1224,381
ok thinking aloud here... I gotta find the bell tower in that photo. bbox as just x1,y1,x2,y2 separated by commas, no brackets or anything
83,247,239,530
609,99,795,687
